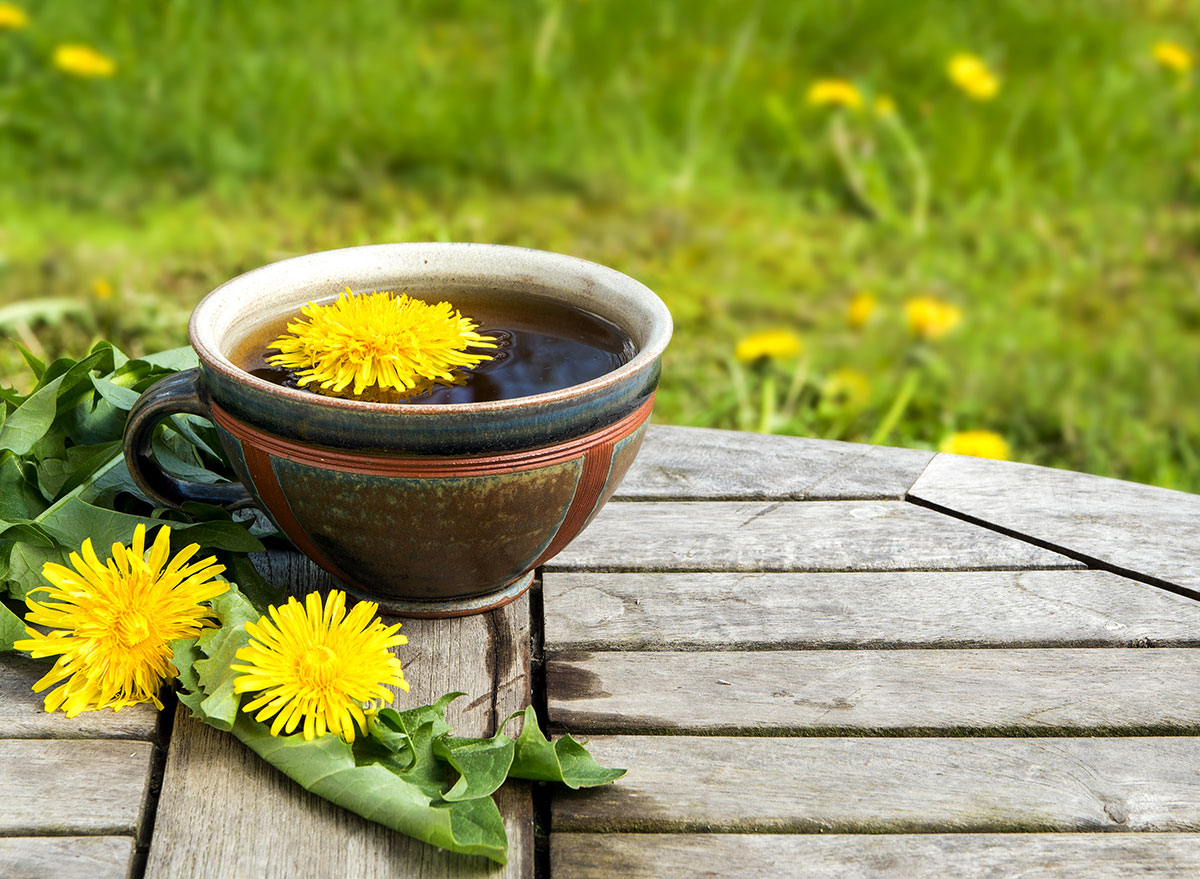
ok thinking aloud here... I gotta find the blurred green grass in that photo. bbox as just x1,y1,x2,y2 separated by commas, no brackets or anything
2,0,1199,490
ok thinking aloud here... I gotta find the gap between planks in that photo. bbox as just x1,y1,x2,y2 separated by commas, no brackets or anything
907,493,1200,604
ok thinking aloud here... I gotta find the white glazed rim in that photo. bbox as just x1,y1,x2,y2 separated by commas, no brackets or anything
189,243,673,415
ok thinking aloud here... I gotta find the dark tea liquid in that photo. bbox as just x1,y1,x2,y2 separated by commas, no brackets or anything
232,294,635,404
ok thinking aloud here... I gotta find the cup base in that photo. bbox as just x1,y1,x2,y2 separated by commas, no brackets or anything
343,570,536,619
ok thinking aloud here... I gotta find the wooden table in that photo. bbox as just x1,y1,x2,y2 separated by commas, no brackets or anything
6,425,1200,878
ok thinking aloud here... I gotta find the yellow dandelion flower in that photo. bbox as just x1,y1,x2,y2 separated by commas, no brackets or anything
904,296,963,340
848,292,877,330
947,53,1000,100
1153,41,1193,74
873,96,897,117
939,430,1010,460
735,329,803,363
231,590,408,742
53,44,117,78
268,289,497,398
92,278,114,301
14,525,227,717
806,79,863,110
0,3,29,29
824,368,871,409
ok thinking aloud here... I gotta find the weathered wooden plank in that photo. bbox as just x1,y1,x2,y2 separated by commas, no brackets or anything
548,648,1200,733
146,552,533,879
0,739,153,834
551,833,1200,879
615,426,934,500
547,501,1078,572
0,653,159,740
543,570,1200,650
553,736,1200,832
0,837,135,879
909,454,1200,593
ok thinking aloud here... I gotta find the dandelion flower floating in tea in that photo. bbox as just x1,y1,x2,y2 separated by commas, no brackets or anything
267,289,497,397
231,590,408,742
14,525,228,717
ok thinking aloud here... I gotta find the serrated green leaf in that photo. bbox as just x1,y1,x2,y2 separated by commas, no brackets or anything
167,413,225,464
229,713,508,863
89,375,142,410
0,385,22,410
506,706,626,789
44,347,117,413
62,395,125,446
0,523,55,547
14,343,45,380
0,599,26,652
4,541,65,599
89,340,129,371
37,442,122,502
0,374,66,455
0,450,46,521
133,347,198,371
190,586,261,730
172,637,206,716
220,553,285,609
398,721,460,798
153,430,228,485
435,732,515,802
390,692,464,741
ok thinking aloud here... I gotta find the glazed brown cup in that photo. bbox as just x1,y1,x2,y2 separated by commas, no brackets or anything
123,244,671,616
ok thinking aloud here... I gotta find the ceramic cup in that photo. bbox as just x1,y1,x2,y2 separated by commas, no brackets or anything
123,243,671,617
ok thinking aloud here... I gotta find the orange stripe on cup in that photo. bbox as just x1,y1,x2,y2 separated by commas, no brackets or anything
209,396,655,478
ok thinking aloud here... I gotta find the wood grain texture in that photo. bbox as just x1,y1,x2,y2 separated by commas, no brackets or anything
0,653,159,740
146,552,533,879
909,453,1200,593
547,648,1200,733
552,736,1200,832
614,426,934,500
0,739,152,834
543,570,1200,650
0,837,135,879
551,833,1200,879
546,501,1078,572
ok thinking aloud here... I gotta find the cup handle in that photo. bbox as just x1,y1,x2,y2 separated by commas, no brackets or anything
123,368,257,511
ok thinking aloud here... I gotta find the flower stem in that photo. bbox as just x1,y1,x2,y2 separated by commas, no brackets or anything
870,368,919,446
757,375,776,434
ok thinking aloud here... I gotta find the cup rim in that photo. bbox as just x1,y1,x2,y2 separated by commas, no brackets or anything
189,243,672,416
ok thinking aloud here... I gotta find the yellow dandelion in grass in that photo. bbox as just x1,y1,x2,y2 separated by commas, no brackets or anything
53,44,117,78
848,292,877,330
947,53,1000,100
268,289,497,397
232,590,408,742
904,296,962,340
806,79,863,110
14,525,227,717
939,430,1010,461
1153,41,1193,74
0,3,29,29
823,368,871,409
735,329,803,363
91,278,114,301
873,96,897,118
